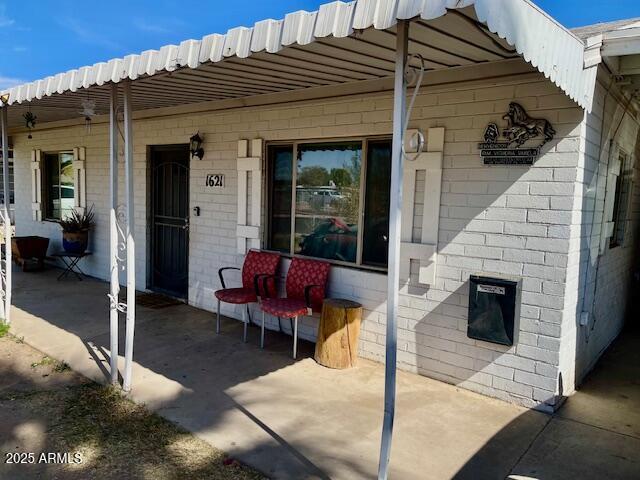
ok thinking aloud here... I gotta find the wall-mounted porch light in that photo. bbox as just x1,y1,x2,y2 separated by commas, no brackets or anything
189,132,204,160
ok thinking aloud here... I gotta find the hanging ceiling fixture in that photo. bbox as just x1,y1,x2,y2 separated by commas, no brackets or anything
23,110,37,139
80,98,96,133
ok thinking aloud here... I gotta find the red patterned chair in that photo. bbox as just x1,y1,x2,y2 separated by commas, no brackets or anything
260,257,331,358
215,250,280,342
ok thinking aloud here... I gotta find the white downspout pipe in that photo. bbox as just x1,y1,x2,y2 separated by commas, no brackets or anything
378,19,408,480
0,106,10,325
122,80,136,392
109,84,119,385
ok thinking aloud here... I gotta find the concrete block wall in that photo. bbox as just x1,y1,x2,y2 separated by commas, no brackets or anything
561,74,640,392
398,80,583,410
11,69,586,410
12,126,148,288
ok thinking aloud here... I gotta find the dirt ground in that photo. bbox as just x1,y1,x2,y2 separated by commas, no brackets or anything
0,333,266,480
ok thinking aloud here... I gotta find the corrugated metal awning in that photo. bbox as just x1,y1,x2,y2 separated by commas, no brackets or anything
0,0,596,127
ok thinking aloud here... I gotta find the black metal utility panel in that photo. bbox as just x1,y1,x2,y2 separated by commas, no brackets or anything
467,275,521,346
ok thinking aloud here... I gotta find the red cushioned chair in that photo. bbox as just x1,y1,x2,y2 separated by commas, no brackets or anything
215,250,280,342
260,257,331,358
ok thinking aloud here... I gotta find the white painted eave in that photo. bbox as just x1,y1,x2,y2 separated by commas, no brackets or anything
601,27,640,57
586,24,640,101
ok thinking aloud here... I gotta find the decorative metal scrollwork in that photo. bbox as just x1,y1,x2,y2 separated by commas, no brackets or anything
0,268,6,302
0,207,9,303
107,292,127,313
107,203,130,314
114,204,128,267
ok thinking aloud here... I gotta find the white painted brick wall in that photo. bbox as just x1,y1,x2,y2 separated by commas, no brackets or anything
559,73,640,394
11,71,591,411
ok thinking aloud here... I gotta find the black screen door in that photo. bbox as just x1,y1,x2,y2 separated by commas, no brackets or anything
150,145,189,298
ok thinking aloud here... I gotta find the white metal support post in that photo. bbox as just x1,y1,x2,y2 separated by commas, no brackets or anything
378,20,408,480
109,84,119,384
122,81,136,392
0,106,11,325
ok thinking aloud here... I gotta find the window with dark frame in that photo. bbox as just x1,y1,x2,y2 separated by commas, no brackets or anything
0,158,14,205
43,152,75,221
267,138,392,269
610,152,632,249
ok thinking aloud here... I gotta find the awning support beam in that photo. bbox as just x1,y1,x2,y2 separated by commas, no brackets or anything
378,19,408,480
0,106,11,325
108,84,120,385
122,80,136,392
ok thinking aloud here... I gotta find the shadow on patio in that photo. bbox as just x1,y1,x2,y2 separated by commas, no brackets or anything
9,267,551,479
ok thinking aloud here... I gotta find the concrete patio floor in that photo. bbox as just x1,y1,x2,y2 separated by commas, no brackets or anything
509,325,640,480
6,267,640,479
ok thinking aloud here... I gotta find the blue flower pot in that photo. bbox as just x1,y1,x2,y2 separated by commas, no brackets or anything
62,231,88,254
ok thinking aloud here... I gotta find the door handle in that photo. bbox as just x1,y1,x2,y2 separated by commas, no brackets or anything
182,220,190,231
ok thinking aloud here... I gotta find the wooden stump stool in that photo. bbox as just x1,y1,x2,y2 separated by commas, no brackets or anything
315,298,362,369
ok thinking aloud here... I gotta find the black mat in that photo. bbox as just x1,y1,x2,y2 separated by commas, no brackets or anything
136,292,183,309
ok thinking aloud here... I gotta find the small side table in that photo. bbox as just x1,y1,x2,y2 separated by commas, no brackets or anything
315,298,363,369
52,251,92,281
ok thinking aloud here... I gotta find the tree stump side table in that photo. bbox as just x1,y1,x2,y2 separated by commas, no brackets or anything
314,298,363,369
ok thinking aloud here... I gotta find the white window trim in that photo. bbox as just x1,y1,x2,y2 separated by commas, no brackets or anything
72,147,87,214
400,127,445,287
31,149,42,221
237,138,263,254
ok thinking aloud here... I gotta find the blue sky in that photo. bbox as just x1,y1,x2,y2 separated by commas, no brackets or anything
1,0,638,89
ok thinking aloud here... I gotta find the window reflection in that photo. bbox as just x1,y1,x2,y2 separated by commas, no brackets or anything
44,152,75,220
362,140,391,267
294,142,361,263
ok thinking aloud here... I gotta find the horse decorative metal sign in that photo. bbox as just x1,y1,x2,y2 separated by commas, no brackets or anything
478,103,555,165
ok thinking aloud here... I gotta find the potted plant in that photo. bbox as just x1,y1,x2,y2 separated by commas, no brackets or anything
59,206,95,254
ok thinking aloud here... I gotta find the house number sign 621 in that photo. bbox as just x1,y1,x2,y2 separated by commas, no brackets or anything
205,174,224,188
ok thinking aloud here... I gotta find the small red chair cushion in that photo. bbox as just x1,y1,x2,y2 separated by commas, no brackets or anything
260,298,309,319
215,288,257,304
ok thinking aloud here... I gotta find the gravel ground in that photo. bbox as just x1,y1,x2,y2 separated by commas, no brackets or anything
0,332,266,480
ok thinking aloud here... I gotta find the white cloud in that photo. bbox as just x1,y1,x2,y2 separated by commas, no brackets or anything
58,16,121,50
134,19,170,34
0,75,27,90
133,17,185,35
0,4,14,28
